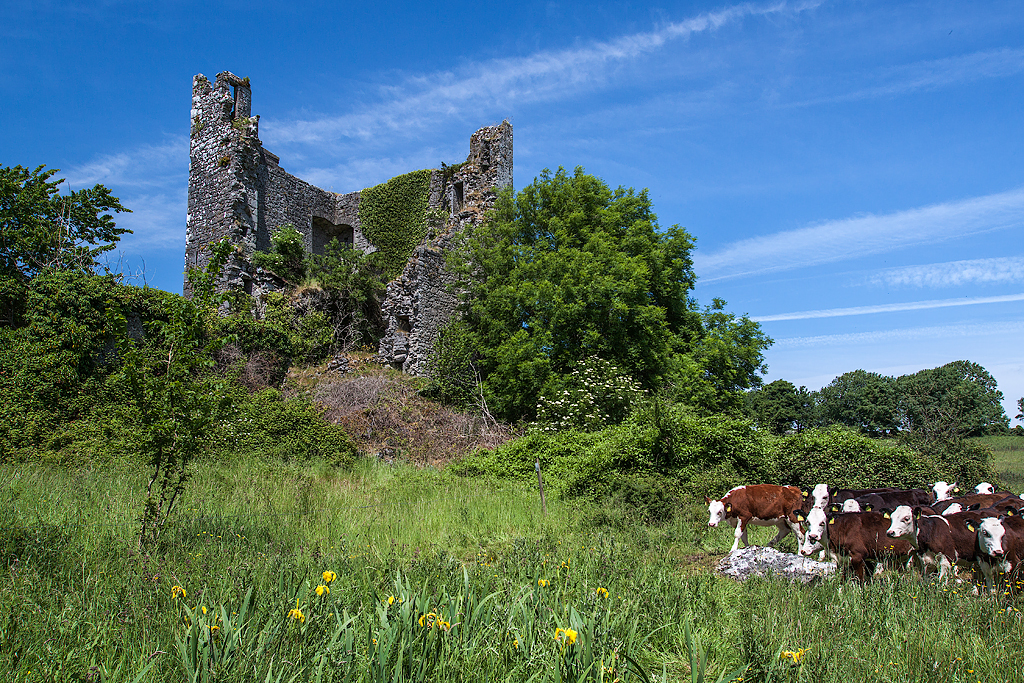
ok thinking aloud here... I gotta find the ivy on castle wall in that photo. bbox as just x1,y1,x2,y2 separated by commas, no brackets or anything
358,169,432,280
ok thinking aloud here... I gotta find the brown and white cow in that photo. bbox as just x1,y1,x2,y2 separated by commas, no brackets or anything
884,505,960,580
967,514,1024,591
706,485,805,552
798,508,913,581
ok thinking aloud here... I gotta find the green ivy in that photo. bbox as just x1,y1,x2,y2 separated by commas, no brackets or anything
358,169,432,280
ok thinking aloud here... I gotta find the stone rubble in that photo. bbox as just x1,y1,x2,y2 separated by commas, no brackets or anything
716,546,836,584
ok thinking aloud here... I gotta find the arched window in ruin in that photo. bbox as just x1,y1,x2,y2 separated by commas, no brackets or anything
311,216,354,254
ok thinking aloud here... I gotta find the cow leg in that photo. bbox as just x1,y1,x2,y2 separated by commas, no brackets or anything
731,518,745,552
766,520,791,548
936,555,953,581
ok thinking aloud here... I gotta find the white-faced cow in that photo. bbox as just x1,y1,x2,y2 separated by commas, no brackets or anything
932,481,962,502
933,493,1022,515
966,514,1024,591
884,505,960,579
797,508,913,581
706,485,805,552
975,482,995,495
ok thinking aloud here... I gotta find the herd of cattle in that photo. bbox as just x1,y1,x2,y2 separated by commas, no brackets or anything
706,481,1024,587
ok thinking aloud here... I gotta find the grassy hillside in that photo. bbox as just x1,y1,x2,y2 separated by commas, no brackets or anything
2,456,1022,682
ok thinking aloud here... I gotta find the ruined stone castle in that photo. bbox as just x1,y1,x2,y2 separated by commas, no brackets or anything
185,71,512,374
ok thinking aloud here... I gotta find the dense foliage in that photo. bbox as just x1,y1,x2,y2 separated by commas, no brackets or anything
1,164,130,281
450,402,974,514
444,167,772,422
358,169,432,279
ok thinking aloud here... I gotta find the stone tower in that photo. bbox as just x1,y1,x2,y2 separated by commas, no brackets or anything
185,71,512,374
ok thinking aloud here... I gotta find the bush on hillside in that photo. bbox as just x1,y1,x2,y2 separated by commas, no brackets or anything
451,401,979,503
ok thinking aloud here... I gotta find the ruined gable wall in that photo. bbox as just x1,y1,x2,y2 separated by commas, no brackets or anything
377,122,513,375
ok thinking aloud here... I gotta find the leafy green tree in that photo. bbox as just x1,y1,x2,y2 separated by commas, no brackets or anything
252,224,307,283
745,379,816,434
306,237,386,348
1,164,130,280
895,360,1008,439
109,240,236,548
449,167,771,421
817,369,898,436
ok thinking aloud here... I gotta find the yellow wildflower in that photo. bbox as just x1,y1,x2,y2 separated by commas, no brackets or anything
201,606,207,615
555,628,578,646
388,595,396,605
288,597,305,623
171,585,186,599
419,612,437,628
322,570,337,583
316,584,329,596
538,579,550,587
596,587,609,598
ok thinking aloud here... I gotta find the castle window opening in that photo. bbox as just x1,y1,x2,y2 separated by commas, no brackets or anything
311,217,354,255
397,316,412,333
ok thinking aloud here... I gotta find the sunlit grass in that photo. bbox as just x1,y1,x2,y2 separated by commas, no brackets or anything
2,457,1024,681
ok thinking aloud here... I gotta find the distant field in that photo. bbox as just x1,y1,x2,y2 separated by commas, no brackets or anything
974,434,1024,492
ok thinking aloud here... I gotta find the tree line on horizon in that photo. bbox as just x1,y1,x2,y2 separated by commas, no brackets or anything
743,362,1015,440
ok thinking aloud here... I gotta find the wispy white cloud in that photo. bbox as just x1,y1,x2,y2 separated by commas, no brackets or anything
262,1,819,147
64,138,188,189
754,293,1024,322
63,139,188,253
696,187,1024,282
774,320,1024,348
790,47,1024,107
868,256,1024,288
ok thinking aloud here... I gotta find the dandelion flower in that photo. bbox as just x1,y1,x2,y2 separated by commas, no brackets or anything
596,587,609,598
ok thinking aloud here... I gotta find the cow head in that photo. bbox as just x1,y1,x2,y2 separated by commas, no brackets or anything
799,507,829,556
707,499,727,527
932,481,958,502
975,482,994,495
842,499,861,513
972,517,1007,557
886,505,915,538
941,503,963,516
811,483,829,509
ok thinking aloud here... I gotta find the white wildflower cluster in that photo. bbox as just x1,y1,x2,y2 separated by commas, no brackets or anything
535,356,645,432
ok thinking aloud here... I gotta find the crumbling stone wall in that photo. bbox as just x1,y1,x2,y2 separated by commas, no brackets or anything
185,71,512,376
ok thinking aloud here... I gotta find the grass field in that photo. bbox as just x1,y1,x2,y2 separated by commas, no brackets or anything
3,452,1024,682
975,435,1024,493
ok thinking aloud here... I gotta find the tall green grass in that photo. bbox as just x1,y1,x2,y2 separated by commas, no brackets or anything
2,458,1023,681
975,434,1024,493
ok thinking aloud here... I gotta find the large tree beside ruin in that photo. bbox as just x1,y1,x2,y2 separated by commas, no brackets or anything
439,167,772,421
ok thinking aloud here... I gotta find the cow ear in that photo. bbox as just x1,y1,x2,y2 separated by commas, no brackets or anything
881,510,891,519
725,503,732,513
965,520,976,532
828,517,835,525
864,503,874,512
913,507,923,519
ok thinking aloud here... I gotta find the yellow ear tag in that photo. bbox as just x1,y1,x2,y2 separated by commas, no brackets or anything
883,512,890,519
725,503,732,512
828,517,835,525
967,522,976,532
802,491,809,498
1008,509,1015,516
797,514,804,521
865,504,873,512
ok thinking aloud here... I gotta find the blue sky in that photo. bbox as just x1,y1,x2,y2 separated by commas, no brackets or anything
3,0,1023,423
